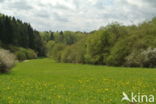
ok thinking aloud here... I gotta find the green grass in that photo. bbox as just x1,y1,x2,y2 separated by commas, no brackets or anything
0,58,156,104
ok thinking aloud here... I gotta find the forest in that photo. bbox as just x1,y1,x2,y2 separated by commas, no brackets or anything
43,18,156,68
0,13,156,73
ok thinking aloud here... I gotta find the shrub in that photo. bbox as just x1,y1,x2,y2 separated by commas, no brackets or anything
25,49,37,59
15,51,27,61
125,50,145,67
142,47,156,67
46,40,55,57
84,30,111,64
60,46,72,62
0,49,16,73
15,48,37,61
125,48,156,67
60,41,85,63
49,43,66,61
106,38,130,66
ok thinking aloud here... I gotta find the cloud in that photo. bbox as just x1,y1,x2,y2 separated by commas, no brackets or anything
0,0,156,32
9,0,33,10
52,12,69,22
0,0,4,2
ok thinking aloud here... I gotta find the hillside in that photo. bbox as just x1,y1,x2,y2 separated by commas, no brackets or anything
43,19,156,67
1,13,156,69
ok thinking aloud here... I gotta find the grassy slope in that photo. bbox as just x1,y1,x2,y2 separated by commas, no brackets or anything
0,58,156,104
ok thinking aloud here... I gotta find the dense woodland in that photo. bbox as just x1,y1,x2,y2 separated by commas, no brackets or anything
43,19,156,68
0,14,46,60
0,13,156,72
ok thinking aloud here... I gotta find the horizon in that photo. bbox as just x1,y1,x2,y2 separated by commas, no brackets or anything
0,0,156,32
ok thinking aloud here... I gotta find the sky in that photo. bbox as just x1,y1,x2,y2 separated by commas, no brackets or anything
0,0,156,32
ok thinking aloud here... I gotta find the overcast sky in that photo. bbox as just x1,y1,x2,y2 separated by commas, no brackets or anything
0,0,156,32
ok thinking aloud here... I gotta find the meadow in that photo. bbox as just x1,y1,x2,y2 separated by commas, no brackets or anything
0,58,156,104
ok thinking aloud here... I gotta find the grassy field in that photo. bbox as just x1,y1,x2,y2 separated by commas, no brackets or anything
0,58,156,104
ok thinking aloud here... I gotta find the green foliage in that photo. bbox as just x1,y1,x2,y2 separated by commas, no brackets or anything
125,50,145,67
49,43,66,61
46,18,156,67
1,45,38,61
0,14,46,57
43,31,87,63
141,48,156,67
0,49,16,73
1,13,156,67
46,40,56,57
61,40,86,63
15,48,37,61
85,30,111,64
26,49,37,59
53,31,84,45
15,51,27,61
106,38,130,66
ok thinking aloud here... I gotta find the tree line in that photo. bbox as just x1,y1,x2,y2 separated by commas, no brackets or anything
44,19,156,68
0,13,46,60
1,13,156,69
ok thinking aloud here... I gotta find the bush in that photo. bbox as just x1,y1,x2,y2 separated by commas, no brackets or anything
142,48,156,67
125,48,156,67
106,38,130,66
15,51,27,61
25,49,37,59
0,49,16,73
46,40,55,57
49,43,66,61
125,50,144,67
60,40,86,63
84,30,111,64
15,48,37,61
